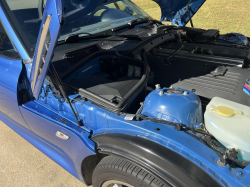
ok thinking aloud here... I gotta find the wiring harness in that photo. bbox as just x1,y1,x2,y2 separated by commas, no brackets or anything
135,113,250,167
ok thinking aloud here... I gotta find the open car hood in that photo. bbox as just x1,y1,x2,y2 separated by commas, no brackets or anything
152,0,206,26
61,0,205,26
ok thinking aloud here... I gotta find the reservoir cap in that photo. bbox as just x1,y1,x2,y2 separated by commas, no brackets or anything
211,106,243,117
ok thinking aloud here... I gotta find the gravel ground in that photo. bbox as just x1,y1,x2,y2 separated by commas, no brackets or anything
0,121,86,187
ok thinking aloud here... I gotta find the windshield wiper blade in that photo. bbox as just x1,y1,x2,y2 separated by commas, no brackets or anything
62,33,115,44
64,32,94,42
112,19,162,32
129,18,147,25
59,33,141,45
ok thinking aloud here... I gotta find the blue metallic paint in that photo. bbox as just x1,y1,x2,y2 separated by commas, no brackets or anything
103,111,250,187
55,0,62,22
0,6,29,60
152,0,206,26
0,0,95,183
37,87,109,134
0,56,30,129
0,0,249,186
24,63,32,81
30,0,62,99
0,108,81,181
141,87,203,128
20,101,95,182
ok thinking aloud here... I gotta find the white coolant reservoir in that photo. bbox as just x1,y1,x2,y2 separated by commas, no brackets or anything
205,97,250,161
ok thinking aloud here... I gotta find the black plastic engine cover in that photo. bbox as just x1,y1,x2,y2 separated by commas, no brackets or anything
147,53,250,109
171,66,250,106
162,42,250,67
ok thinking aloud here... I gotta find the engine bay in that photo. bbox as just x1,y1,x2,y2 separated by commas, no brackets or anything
41,24,250,167
51,25,250,113
47,25,250,113
63,55,144,103
148,26,250,110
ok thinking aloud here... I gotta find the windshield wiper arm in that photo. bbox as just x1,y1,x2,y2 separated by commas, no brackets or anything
112,18,162,32
64,32,94,42
59,33,142,45
129,18,147,25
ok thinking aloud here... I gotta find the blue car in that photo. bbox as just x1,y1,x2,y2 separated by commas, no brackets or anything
1,0,250,186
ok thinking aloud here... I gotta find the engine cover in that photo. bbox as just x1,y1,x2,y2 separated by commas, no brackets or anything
141,88,203,128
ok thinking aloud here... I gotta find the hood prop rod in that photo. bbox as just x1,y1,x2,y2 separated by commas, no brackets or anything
186,6,194,28
50,63,83,127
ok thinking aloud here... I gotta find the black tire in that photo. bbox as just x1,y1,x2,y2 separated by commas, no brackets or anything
92,155,172,187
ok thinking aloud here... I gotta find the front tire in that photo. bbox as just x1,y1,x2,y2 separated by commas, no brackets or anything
92,155,171,187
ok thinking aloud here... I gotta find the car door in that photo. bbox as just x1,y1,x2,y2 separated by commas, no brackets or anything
0,3,31,130
18,0,95,182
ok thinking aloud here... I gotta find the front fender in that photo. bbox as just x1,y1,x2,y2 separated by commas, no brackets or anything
92,133,223,187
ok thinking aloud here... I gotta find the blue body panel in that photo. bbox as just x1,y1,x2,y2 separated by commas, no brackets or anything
0,0,250,186
20,101,95,182
104,111,250,187
152,0,206,26
0,56,30,129
30,0,62,99
0,108,80,180
37,87,109,134
141,88,203,128
0,0,95,183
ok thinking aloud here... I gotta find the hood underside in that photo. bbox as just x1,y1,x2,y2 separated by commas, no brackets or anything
62,0,206,26
152,0,206,26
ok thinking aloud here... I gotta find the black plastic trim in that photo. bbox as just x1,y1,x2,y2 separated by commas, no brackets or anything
131,33,176,56
57,34,178,113
92,133,223,187
142,33,176,53
60,33,175,80
62,50,148,113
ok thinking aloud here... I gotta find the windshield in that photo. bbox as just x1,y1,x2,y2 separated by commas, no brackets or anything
58,0,152,41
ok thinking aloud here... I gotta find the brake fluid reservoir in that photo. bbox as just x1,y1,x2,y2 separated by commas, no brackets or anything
205,97,250,161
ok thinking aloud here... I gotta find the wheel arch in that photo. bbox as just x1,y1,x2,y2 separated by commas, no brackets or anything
81,153,107,185
91,133,224,187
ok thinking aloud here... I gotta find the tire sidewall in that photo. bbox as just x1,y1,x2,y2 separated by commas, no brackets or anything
93,169,149,187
